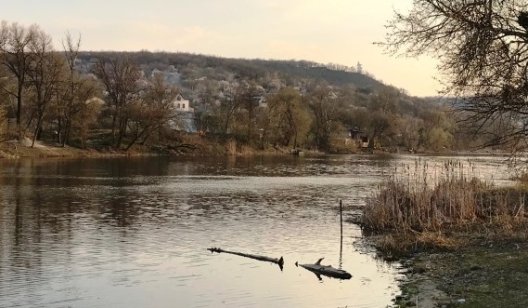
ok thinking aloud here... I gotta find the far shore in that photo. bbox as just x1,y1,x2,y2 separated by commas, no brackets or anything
0,138,515,161
0,141,156,160
0,138,329,160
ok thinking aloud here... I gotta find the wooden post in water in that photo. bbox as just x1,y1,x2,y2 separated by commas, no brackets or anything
339,200,343,269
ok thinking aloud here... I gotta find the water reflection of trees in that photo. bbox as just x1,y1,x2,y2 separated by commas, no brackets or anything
0,158,175,292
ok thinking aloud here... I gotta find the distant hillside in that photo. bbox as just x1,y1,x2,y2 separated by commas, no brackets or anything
252,59,385,90
77,51,386,91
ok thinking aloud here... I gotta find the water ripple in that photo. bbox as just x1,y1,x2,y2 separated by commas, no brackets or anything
0,154,511,307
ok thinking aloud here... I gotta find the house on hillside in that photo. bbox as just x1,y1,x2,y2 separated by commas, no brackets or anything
174,94,194,113
347,127,369,149
170,94,197,132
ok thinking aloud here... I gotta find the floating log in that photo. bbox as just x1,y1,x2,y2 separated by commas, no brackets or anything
295,258,352,280
207,247,284,270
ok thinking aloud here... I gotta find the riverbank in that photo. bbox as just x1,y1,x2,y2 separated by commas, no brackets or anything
369,227,528,307
0,138,159,159
392,235,528,307
0,136,327,160
359,166,528,307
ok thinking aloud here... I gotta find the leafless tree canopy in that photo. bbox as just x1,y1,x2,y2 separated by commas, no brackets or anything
385,0,528,149
92,56,141,148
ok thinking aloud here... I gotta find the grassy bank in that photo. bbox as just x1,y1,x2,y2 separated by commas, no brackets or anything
0,136,177,159
359,163,528,307
0,134,328,160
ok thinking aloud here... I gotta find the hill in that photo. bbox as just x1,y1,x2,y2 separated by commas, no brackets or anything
77,51,386,92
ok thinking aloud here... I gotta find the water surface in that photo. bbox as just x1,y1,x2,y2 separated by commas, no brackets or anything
0,154,511,307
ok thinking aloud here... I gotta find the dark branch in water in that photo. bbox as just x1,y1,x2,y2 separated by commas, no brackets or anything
295,258,352,280
207,247,284,271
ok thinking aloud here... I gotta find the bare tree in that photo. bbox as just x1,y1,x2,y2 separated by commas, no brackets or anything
93,55,141,149
306,83,340,151
383,0,528,150
56,33,100,147
125,73,177,150
58,32,81,146
26,29,65,147
0,21,38,139
220,86,242,135
238,84,259,144
266,87,312,148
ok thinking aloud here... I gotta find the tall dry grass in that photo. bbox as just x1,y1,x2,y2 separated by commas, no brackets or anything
226,139,237,156
362,161,528,233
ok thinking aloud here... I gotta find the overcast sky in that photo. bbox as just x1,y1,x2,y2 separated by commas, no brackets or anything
1,0,441,96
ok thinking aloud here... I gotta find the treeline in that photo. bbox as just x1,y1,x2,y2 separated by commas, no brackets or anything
0,21,185,150
192,83,457,153
77,51,465,152
0,21,492,153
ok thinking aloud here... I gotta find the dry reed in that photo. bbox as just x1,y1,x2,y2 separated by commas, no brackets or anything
362,161,528,234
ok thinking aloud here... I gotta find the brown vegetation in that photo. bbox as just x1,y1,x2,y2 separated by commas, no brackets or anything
362,163,528,255
384,1,528,152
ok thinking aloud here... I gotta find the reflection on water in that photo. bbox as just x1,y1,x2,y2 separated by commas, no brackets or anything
0,155,512,307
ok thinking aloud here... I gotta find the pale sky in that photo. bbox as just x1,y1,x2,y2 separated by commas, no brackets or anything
1,0,441,96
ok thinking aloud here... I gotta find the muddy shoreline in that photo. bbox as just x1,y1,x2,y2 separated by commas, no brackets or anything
386,236,528,307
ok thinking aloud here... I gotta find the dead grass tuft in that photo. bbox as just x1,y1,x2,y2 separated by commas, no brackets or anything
362,162,528,254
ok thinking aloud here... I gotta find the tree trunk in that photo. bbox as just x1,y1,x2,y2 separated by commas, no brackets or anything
62,121,71,147
115,117,128,149
125,127,149,151
16,83,23,140
31,116,43,148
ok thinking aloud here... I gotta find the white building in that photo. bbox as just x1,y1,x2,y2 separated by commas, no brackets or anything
173,94,194,113
170,94,196,132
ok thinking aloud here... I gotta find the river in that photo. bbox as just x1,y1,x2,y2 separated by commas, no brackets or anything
0,154,512,307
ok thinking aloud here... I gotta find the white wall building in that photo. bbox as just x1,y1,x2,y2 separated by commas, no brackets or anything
170,94,196,132
173,94,194,113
